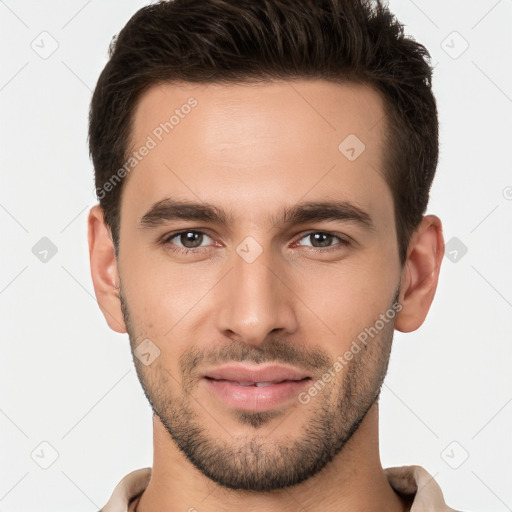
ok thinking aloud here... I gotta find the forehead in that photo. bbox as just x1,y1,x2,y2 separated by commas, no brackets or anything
122,79,391,229
130,79,385,152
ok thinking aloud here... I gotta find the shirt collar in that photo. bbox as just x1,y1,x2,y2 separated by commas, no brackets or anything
100,465,456,511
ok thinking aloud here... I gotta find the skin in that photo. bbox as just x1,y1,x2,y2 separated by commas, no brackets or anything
88,79,444,512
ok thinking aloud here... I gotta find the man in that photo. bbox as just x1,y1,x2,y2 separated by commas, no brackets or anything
87,0,455,510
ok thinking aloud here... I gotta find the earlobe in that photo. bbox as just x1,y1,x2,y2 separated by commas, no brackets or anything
87,205,127,334
395,215,444,333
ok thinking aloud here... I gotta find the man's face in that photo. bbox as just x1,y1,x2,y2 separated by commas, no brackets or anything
116,80,402,491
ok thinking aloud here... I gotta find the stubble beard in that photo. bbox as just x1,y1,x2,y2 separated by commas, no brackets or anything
119,284,396,492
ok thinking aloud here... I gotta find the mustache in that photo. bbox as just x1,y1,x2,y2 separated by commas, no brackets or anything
179,337,332,378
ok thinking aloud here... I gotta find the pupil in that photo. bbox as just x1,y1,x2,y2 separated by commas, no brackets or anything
313,233,331,247
178,232,332,249
182,232,202,248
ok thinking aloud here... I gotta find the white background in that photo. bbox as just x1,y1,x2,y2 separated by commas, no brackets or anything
1,1,511,510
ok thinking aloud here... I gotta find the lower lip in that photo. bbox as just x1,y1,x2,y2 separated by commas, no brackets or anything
203,378,311,412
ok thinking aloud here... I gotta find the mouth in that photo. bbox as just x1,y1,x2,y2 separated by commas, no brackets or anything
204,378,310,387
201,363,313,412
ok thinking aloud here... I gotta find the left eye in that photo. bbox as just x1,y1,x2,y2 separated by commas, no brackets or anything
296,232,346,249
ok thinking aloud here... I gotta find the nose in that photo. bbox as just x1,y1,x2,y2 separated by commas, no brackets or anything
215,243,298,346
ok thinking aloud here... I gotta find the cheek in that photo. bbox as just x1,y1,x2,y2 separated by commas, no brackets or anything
119,248,224,366
119,240,197,322
290,259,398,353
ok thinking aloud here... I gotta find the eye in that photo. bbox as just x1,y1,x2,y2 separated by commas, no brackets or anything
162,230,214,254
161,229,350,256
295,231,349,251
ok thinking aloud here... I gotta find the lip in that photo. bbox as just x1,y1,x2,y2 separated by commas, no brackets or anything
203,363,312,383
202,363,312,412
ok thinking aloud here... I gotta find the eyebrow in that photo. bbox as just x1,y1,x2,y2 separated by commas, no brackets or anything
139,197,375,231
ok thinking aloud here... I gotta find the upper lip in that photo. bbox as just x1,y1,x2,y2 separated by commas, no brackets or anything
203,363,312,383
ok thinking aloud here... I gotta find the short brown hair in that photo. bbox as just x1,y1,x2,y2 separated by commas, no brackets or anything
88,0,438,265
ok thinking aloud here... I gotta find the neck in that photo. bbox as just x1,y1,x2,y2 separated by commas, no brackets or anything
135,401,408,512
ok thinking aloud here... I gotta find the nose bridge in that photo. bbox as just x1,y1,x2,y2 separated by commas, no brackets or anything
216,242,297,344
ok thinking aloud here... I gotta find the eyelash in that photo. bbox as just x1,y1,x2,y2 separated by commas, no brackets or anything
161,230,350,256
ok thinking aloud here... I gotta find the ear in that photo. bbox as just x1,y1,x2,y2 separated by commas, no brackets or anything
395,215,444,333
87,205,127,333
